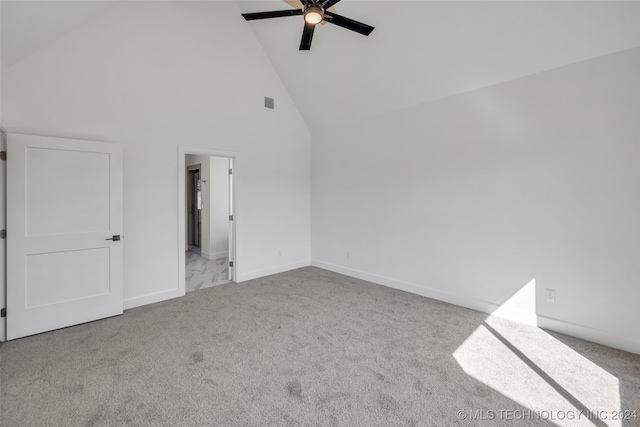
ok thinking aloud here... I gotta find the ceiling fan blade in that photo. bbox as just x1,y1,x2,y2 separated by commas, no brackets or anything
321,0,342,9
282,0,335,21
299,22,316,50
242,9,303,21
283,0,306,9
324,11,374,36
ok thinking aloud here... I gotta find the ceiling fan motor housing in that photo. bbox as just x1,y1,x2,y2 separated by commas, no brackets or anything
304,5,324,24
241,0,375,51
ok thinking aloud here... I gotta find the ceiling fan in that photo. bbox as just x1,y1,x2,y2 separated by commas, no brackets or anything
241,0,374,51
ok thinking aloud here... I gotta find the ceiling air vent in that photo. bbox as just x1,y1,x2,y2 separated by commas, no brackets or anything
265,97,275,109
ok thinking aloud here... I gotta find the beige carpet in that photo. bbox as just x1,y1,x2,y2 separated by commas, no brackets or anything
1,267,639,426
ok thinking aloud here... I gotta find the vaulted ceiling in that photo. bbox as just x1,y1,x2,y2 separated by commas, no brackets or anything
3,1,640,130
237,0,640,129
1,1,119,67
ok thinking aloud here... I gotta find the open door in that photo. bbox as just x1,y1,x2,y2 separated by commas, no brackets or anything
0,133,6,341
228,158,235,282
6,133,123,340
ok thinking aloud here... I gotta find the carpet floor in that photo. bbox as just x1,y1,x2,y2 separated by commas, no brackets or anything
1,267,639,426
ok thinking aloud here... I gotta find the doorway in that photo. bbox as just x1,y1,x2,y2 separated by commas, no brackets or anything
186,165,202,255
183,153,235,292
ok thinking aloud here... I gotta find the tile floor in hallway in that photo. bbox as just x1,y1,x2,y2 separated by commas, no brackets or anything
186,251,229,292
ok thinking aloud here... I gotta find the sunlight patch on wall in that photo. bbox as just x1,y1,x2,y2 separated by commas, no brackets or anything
490,278,537,326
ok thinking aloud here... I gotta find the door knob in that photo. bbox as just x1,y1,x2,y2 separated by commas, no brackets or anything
106,235,121,241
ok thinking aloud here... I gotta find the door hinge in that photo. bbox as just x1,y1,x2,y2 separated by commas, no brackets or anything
0,230,5,239
0,151,6,161
229,261,234,268
1,308,6,318
229,215,233,221
229,169,233,175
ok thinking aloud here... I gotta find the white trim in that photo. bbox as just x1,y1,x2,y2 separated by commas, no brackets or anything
178,146,239,295
488,307,538,327
237,260,310,283
311,259,640,355
124,288,183,310
201,251,228,261
311,259,498,313
0,132,6,342
537,315,640,355
185,163,202,250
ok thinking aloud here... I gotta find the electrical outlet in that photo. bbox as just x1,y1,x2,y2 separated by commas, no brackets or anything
346,252,351,260
545,289,555,302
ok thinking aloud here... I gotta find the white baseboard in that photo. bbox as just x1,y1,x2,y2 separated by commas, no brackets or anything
488,306,538,327
201,251,228,261
537,315,640,355
123,287,185,310
311,259,640,355
124,259,310,309
312,259,498,314
237,260,310,283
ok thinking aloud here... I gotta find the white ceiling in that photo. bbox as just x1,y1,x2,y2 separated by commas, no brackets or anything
0,1,121,67
2,1,640,130
237,0,640,129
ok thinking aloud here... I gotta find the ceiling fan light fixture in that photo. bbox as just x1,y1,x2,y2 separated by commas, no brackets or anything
304,5,324,25
241,0,375,51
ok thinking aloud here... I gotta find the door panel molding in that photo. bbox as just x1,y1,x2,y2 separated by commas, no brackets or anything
6,133,123,340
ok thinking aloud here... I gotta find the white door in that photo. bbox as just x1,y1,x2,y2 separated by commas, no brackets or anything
7,133,123,340
0,135,7,341
228,158,235,281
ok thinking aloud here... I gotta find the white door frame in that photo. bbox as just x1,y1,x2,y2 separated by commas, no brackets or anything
178,146,238,293
186,163,202,250
0,132,6,342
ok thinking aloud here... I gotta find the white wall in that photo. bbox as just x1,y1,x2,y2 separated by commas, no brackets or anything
2,1,311,309
311,48,640,354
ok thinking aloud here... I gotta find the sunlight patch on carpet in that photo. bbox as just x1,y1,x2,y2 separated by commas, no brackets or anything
453,320,621,426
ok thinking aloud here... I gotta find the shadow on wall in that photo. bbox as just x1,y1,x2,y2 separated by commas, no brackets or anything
453,279,640,426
